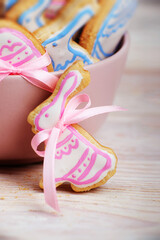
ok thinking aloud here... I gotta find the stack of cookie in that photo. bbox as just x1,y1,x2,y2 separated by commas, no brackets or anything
2,0,137,72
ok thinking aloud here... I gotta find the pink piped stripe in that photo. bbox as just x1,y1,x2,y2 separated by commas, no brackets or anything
13,53,35,67
0,28,42,60
56,148,89,181
56,133,73,148
0,42,22,55
78,153,96,181
55,139,79,159
0,45,27,61
69,126,111,159
57,157,111,186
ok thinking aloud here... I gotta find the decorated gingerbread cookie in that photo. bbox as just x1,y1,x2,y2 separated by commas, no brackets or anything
79,0,137,59
28,61,122,211
0,19,59,92
5,0,52,32
34,0,99,71
0,19,53,71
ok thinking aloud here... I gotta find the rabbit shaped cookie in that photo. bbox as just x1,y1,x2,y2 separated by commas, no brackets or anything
28,61,120,210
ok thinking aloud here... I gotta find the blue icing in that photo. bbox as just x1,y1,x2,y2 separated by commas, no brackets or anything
92,0,137,59
52,34,93,72
53,37,93,72
18,0,51,28
42,7,94,71
95,42,113,59
5,0,17,10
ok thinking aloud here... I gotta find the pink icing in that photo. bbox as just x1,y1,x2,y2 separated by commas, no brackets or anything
13,53,35,67
78,153,96,181
35,72,79,131
59,158,111,185
45,113,49,118
0,42,23,55
1,46,27,61
56,148,90,180
56,132,73,147
0,28,42,66
45,0,66,19
55,138,79,159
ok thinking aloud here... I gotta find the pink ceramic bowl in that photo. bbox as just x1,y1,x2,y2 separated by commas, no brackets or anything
0,33,129,165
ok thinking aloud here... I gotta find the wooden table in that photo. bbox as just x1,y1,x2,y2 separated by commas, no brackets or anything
0,1,160,239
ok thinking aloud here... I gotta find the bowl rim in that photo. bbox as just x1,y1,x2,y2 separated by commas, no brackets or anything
88,32,130,67
56,32,130,75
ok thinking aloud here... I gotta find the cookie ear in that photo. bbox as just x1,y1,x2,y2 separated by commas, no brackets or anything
52,60,90,103
28,61,90,133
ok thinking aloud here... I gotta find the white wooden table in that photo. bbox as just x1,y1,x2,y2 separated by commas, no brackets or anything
0,1,160,239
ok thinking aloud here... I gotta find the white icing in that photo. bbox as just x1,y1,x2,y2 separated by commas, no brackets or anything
37,70,82,130
98,23,128,58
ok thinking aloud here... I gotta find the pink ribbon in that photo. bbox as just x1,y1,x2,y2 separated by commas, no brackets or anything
0,53,58,92
31,94,126,212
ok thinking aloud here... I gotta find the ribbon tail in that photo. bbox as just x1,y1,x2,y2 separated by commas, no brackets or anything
43,127,60,212
21,70,58,92
65,105,126,125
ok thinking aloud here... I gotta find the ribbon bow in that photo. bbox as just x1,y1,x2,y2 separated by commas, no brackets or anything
31,94,125,212
0,53,58,92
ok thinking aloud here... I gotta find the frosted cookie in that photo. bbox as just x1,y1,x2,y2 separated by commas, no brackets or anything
80,0,137,59
0,19,53,71
34,0,99,71
28,61,117,196
5,0,52,32
45,0,67,19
